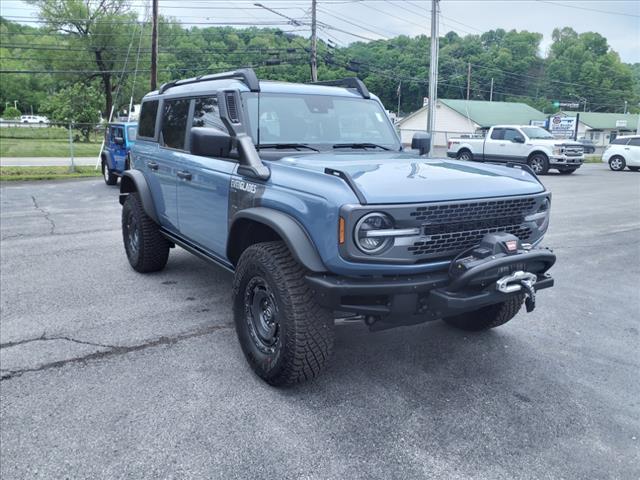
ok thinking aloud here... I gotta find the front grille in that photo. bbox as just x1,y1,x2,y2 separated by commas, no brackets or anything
564,147,583,157
405,197,539,259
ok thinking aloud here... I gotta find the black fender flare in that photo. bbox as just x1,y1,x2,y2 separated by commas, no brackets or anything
229,207,327,273
101,150,114,169
119,170,159,224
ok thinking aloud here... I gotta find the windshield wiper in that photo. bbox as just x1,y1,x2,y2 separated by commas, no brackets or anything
257,143,319,152
332,143,391,151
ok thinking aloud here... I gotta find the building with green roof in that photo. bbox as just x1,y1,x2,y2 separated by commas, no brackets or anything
397,99,547,146
563,111,639,146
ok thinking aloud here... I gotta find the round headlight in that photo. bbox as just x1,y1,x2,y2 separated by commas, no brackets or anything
355,212,394,254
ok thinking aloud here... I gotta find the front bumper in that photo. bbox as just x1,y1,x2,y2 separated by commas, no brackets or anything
549,155,583,167
306,247,555,327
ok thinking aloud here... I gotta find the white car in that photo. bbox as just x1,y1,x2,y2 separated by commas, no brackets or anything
20,115,49,124
602,135,640,172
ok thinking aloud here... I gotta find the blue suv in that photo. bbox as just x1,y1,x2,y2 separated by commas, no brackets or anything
101,121,137,185
119,69,556,385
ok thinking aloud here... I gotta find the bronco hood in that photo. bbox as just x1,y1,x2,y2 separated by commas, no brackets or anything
279,152,545,204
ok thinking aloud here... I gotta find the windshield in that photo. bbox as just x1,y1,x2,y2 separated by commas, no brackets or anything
521,126,553,139
244,93,400,150
127,126,137,142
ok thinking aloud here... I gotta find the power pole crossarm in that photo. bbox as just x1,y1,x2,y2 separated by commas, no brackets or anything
311,0,318,82
426,0,439,140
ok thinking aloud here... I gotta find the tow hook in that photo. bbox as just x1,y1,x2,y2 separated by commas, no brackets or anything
496,271,537,312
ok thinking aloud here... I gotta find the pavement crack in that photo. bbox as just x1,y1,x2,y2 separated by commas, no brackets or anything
31,195,56,235
0,324,233,381
0,333,114,350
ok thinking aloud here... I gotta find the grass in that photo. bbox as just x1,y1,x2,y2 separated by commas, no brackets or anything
0,166,102,182
0,138,101,157
584,155,603,163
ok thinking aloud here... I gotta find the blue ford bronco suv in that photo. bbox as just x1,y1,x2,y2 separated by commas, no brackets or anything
101,121,137,185
119,69,555,385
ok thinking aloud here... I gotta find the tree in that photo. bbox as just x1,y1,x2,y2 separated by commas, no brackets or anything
3,106,22,119
41,82,102,140
28,0,135,117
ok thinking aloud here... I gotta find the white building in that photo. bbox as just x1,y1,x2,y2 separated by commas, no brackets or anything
397,99,547,147
566,112,639,146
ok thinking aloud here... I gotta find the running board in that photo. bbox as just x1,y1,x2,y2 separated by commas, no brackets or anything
160,229,235,273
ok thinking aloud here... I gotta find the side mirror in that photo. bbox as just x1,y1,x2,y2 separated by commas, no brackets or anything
114,136,124,145
513,136,525,144
190,127,232,157
411,132,431,155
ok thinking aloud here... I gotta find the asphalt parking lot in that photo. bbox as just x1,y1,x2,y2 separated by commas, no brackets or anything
1,163,639,479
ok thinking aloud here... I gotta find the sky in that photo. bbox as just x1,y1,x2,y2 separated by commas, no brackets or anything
1,0,639,63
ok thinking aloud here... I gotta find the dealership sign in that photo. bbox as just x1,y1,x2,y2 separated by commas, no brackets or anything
549,115,577,138
615,119,627,128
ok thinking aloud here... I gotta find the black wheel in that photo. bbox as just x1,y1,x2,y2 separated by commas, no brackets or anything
122,192,170,273
102,160,118,185
608,156,626,171
628,166,640,172
457,149,472,161
528,153,549,175
443,294,524,332
232,241,334,386
558,167,577,174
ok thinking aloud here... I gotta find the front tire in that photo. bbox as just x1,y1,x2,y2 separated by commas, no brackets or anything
608,156,626,171
443,294,524,331
102,160,118,185
528,153,549,175
232,241,334,386
122,192,170,273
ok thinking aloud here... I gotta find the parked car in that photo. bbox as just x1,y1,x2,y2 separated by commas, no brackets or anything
447,125,584,175
119,68,556,385
601,135,640,171
20,115,49,124
577,138,596,154
100,121,137,185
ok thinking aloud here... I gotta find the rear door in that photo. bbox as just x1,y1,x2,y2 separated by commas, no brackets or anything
626,137,640,166
483,128,506,161
177,95,236,257
501,128,526,163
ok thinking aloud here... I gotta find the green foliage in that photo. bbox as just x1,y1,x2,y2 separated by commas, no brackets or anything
3,106,22,119
1,16,637,117
41,83,102,140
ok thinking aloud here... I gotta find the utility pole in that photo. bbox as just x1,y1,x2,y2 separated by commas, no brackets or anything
311,0,318,82
150,0,159,91
466,62,471,100
426,0,439,138
489,78,494,102
623,100,627,114
397,81,402,119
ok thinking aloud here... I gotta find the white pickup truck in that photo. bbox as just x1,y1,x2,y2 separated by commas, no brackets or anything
447,125,584,175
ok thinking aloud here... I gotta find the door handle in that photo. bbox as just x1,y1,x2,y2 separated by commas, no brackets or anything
177,170,192,181
147,161,159,170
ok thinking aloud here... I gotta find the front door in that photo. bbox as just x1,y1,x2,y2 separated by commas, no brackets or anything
110,125,127,171
176,96,235,257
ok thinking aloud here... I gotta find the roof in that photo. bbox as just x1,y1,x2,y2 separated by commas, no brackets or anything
397,99,546,128
144,79,375,100
440,99,547,127
561,111,639,130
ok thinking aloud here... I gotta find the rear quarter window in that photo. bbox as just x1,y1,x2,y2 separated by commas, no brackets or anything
610,137,629,145
628,138,640,147
138,100,159,138
161,99,190,150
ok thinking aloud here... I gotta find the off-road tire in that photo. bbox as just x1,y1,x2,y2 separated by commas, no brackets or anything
443,294,524,332
232,241,334,386
102,160,118,185
457,149,472,161
608,156,626,171
558,167,577,174
122,192,170,273
528,153,549,175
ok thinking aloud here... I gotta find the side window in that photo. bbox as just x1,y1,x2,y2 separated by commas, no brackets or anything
161,99,190,150
628,138,640,147
193,97,227,132
138,100,159,138
490,128,505,140
503,129,521,141
114,127,124,139
127,126,137,142
610,137,629,145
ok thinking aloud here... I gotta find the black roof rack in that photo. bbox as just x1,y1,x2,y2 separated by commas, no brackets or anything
312,78,370,99
158,68,260,94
